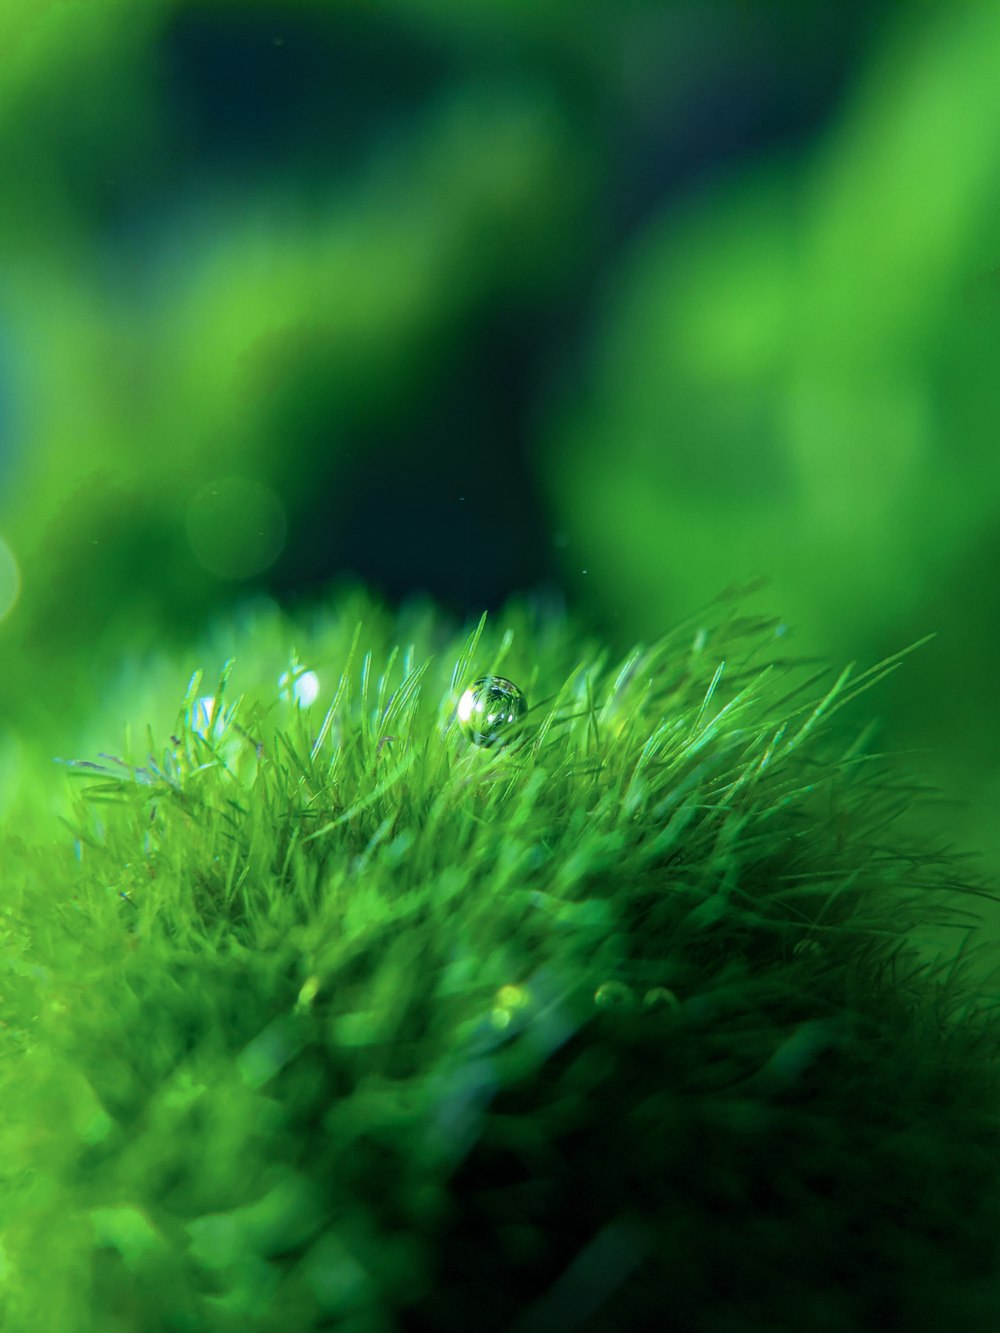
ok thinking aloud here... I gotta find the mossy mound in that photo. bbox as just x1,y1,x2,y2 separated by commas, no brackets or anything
3,589,1000,1332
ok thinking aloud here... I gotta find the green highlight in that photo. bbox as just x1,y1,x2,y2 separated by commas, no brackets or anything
2,589,1000,1331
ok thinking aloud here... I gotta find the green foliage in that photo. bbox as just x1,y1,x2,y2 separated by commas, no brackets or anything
0,0,595,711
3,589,1000,1331
4,0,1000,876
541,3,1000,872
546,3,1000,650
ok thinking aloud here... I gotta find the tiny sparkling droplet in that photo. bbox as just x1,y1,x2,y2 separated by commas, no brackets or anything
279,668,320,707
457,676,527,747
192,696,217,735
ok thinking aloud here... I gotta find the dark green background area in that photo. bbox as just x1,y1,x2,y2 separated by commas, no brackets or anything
2,0,998,888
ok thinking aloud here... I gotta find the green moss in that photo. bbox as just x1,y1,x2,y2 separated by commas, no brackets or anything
3,587,1000,1332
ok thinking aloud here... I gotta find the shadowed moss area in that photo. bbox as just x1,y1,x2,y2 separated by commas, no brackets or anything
3,588,1000,1332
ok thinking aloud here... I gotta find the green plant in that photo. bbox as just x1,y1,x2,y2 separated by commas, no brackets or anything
3,586,1000,1332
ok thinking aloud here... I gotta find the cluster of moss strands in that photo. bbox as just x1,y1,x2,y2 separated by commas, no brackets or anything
3,588,1000,1331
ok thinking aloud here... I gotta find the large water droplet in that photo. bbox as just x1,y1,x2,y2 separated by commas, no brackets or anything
457,676,527,747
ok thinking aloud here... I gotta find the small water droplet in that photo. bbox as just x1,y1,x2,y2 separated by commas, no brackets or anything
594,981,634,1010
279,668,320,707
192,697,217,735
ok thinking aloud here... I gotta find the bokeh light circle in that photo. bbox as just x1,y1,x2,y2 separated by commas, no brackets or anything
186,476,286,580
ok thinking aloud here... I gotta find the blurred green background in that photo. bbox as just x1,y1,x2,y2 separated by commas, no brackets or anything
2,0,999,883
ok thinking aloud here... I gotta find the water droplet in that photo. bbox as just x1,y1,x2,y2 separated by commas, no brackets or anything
279,668,320,707
190,695,234,741
594,981,634,1010
457,677,527,747
643,987,679,1011
191,696,217,735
